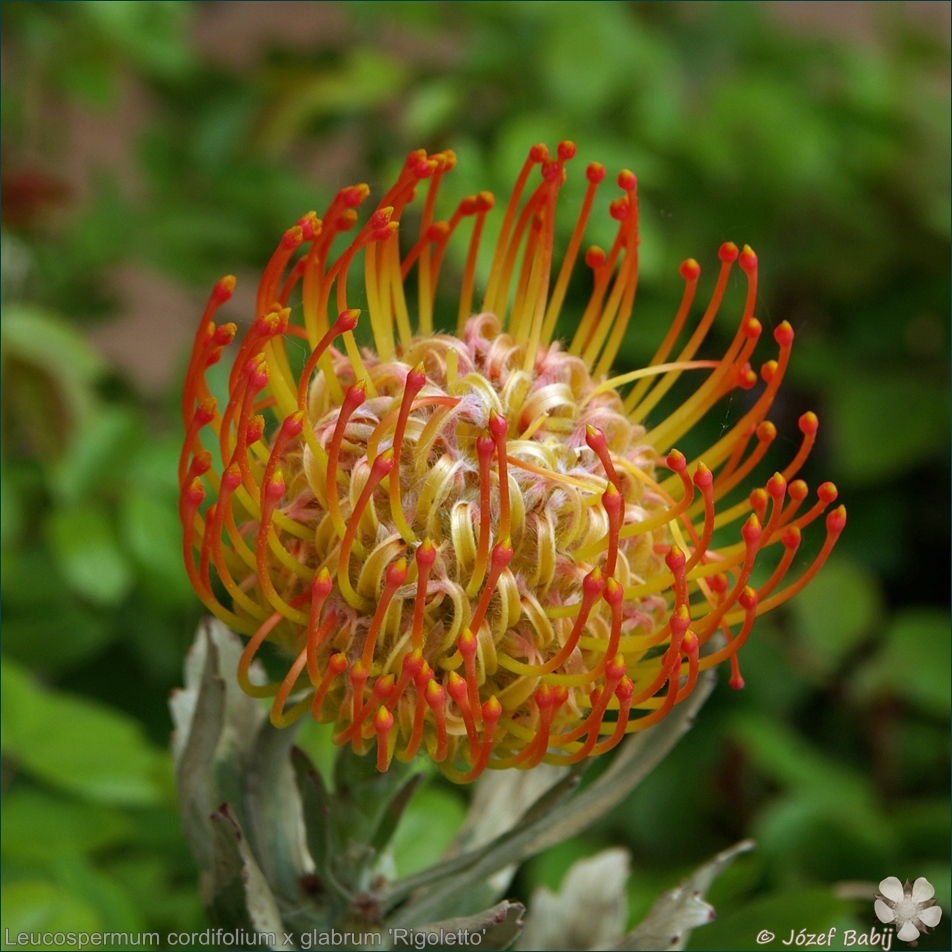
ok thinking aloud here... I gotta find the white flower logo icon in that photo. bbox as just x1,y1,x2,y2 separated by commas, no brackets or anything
875,877,943,945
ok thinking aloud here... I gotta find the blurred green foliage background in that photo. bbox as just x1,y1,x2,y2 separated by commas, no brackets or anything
1,2,948,949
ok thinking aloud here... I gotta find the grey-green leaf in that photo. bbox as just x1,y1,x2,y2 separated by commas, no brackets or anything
603,840,755,951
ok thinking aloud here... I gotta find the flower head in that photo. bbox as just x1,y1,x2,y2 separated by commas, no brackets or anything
179,143,845,782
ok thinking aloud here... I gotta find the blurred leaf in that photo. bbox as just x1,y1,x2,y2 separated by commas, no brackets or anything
851,609,951,716
120,489,193,606
787,556,881,679
389,784,467,878
829,375,949,485
732,718,875,815
1,304,105,456
46,504,133,606
686,887,852,951
2,604,112,672
80,1,194,78
1,660,165,805
1,789,130,860
616,840,755,951
50,405,138,505
0,881,101,946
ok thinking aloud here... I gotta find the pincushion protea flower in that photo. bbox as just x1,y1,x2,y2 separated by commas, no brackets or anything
179,142,845,783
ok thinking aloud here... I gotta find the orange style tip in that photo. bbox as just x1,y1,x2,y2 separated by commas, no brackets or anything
476,190,495,211
603,577,624,604
540,158,561,183
370,207,394,228
213,275,237,301
373,706,394,733
739,586,758,611
749,486,768,507
671,605,691,632
425,679,445,707
372,221,399,242
767,473,787,498
341,184,369,207
738,245,758,274
265,474,286,500
529,143,549,162
282,225,304,249
774,321,795,347
788,480,808,501
374,674,396,696
298,215,319,241
738,366,758,390
488,414,508,439
743,317,762,340
222,465,242,491
416,538,438,566
491,541,514,567
534,683,555,707
719,241,739,263
710,573,729,594
458,628,478,654
482,696,503,722
213,323,237,345
729,673,746,690
679,258,701,281
827,505,847,533
184,478,206,506
760,360,778,383
195,398,218,424
665,449,687,472
606,654,627,680
282,412,305,437
742,515,763,541
585,246,606,269
585,423,604,444
586,162,606,184
406,363,427,392
387,558,409,585
351,660,368,681
615,676,635,700
402,649,425,675
446,670,466,698
756,421,777,442
782,526,802,548
617,169,636,192
336,308,360,332
693,462,713,489
665,545,686,571
246,416,266,444
602,481,622,503
373,453,396,477
336,210,358,230
313,568,333,595
426,221,450,240
191,450,212,476
557,140,577,160
609,196,630,221
345,381,368,407
459,196,478,216
476,433,495,458
799,411,819,434
681,632,700,654
584,567,605,596
329,653,348,675
818,481,838,503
